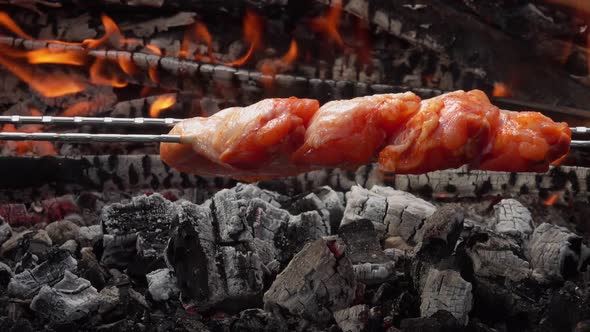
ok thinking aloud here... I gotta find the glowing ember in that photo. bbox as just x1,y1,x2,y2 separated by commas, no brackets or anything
150,94,176,118
224,10,263,67
543,193,559,206
60,100,103,117
310,1,344,47
492,82,511,97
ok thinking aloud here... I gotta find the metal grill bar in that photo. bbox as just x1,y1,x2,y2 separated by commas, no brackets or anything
0,132,182,143
0,115,181,126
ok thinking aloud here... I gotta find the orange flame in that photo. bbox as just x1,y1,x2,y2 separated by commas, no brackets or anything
117,55,137,76
310,1,344,47
224,11,263,66
145,44,162,56
89,58,127,88
0,50,86,97
0,12,34,39
543,193,559,206
180,21,214,61
149,94,176,118
82,14,140,49
60,100,104,117
492,82,512,97
26,48,86,66
260,39,298,77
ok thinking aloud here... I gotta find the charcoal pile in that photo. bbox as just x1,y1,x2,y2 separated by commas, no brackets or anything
0,176,589,332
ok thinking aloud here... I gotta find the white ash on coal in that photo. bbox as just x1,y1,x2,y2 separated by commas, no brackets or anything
263,236,357,324
30,271,101,324
7,250,77,299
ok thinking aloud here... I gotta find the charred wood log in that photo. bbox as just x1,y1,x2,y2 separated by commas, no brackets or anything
263,236,357,324
7,249,77,299
29,270,101,324
418,268,473,326
527,222,582,281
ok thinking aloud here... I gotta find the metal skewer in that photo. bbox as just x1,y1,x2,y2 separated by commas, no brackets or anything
0,132,182,143
0,116,588,146
0,115,181,126
1,115,588,134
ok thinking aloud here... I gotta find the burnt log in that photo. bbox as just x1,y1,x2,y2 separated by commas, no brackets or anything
527,223,582,281
29,271,101,324
7,250,77,299
342,185,436,242
419,268,473,326
146,268,179,302
339,218,396,284
263,236,357,324
491,199,534,240
465,230,533,282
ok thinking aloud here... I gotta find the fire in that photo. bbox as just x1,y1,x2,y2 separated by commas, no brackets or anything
260,39,298,78
543,193,559,206
60,100,101,117
544,0,590,14
0,51,86,97
0,12,34,39
149,94,176,118
82,14,140,49
310,1,344,47
90,58,127,88
0,109,57,156
492,82,512,97
224,10,263,67
145,44,162,56
180,21,214,61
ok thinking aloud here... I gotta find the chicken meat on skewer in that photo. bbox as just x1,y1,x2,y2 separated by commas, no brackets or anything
159,90,571,180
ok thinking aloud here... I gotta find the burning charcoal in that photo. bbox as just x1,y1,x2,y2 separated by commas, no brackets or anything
230,308,288,332
146,268,179,302
342,186,436,241
79,247,108,290
340,218,396,284
30,271,101,324
77,225,102,248
28,230,52,258
263,237,357,324
59,239,78,254
333,305,369,332
287,211,331,254
419,268,473,326
527,223,582,281
45,219,80,245
233,183,284,206
100,233,137,268
415,205,464,260
465,231,533,282
8,250,77,299
0,217,11,246
166,200,264,311
491,199,533,240
0,230,33,258
400,310,461,332
101,193,180,270
0,261,12,289
541,281,590,331
315,186,345,232
245,199,291,264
